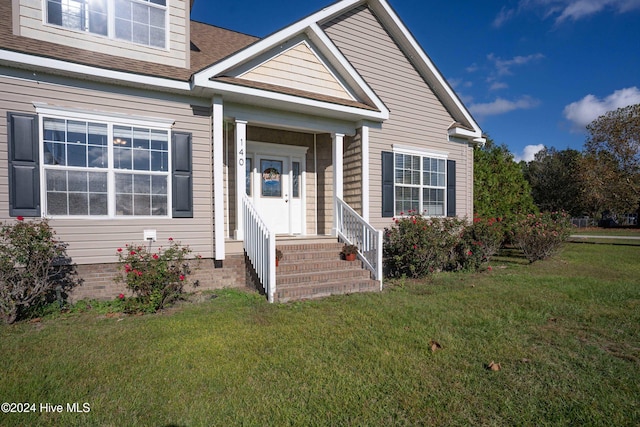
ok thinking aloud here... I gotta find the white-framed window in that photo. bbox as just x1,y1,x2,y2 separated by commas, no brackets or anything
394,150,447,216
40,112,172,218
45,0,167,49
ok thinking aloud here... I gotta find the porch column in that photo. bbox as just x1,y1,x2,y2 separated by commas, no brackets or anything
234,119,247,240
332,132,344,236
212,96,225,261
361,124,370,222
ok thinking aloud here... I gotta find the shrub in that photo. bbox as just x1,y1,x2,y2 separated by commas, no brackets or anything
0,218,80,324
511,211,573,262
384,212,466,278
457,215,505,269
115,239,198,313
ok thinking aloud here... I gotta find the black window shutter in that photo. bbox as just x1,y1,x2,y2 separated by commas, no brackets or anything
446,159,456,217
382,151,394,217
7,112,40,217
172,132,193,218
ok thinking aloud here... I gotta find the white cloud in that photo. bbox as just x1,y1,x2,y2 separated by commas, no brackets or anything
466,63,479,73
489,81,509,91
493,6,516,27
488,53,545,76
563,86,640,131
494,0,640,26
470,96,541,118
515,144,546,162
555,0,640,23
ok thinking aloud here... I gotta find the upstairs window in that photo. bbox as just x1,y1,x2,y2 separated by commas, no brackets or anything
46,0,167,48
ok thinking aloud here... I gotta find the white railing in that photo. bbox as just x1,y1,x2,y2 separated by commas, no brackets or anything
242,194,276,303
336,198,383,288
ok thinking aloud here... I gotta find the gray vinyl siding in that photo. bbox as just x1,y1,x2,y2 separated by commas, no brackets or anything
323,5,474,228
0,71,214,265
343,131,362,214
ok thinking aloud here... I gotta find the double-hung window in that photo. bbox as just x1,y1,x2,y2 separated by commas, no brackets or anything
42,115,171,217
46,0,167,48
394,151,446,216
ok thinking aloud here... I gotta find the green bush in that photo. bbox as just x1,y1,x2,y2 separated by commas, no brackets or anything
0,217,80,324
511,211,573,262
457,215,505,270
384,212,466,278
384,213,507,277
115,239,199,313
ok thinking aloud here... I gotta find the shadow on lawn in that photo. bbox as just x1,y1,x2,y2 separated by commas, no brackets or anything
491,246,530,266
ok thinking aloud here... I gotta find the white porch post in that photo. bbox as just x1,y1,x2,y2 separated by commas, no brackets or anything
360,124,370,222
234,119,247,240
332,132,344,236
212,96,225,261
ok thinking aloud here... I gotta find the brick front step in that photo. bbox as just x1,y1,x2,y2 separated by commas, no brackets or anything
275,279,380,303
277,259,364,275
272,239,380,302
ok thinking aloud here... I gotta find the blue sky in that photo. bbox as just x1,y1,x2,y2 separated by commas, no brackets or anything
191,0,640,161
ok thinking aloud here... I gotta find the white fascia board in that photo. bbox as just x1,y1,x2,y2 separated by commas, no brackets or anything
1,49,191,92
307,23,389,119
224,102,357,136
193,0,365,85
208,80,387,122
448,126,486,145
369,0,483,137
448,126,478,139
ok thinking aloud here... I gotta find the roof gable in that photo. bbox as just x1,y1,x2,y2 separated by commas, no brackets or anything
193,0,482,139
234,38,355,102
193,0,388,120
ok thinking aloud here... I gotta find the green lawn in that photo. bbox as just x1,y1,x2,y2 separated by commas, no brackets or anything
1,243,639,426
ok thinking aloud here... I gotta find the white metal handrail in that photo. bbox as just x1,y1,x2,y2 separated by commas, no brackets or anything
336,198,383,288
242,194,276,303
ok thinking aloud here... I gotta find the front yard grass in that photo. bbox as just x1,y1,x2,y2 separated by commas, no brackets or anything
1,242,639,426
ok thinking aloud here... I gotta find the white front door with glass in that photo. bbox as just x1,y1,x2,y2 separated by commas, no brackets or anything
246,142,306,235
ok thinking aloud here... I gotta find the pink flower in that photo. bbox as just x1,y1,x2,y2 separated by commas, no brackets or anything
179,274,185,281
467,251,473,256
118,293,125,300
125,264,132,273
152,254,159,260
16,216,24,221
487,266,493,271
168,237,173,241
117,248,123,253
130,250,136,255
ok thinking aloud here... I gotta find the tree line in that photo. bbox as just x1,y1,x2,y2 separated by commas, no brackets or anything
475,103,640,224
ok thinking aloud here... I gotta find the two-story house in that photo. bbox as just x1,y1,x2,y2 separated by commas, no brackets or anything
1,0,484,302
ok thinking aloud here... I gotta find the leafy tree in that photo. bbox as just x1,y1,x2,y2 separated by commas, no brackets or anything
582,103,640,218
474,138,536,218
523,147,584,216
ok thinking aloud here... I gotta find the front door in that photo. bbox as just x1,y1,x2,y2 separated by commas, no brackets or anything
247,142,306,235
257,155,290,234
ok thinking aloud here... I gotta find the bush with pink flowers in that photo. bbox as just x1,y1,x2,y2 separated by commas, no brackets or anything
384,212,466,278
510,211,573,263
384,212,508,278
115,238,198,313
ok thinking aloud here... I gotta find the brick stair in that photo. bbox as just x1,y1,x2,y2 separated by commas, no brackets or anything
274,240,380,303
